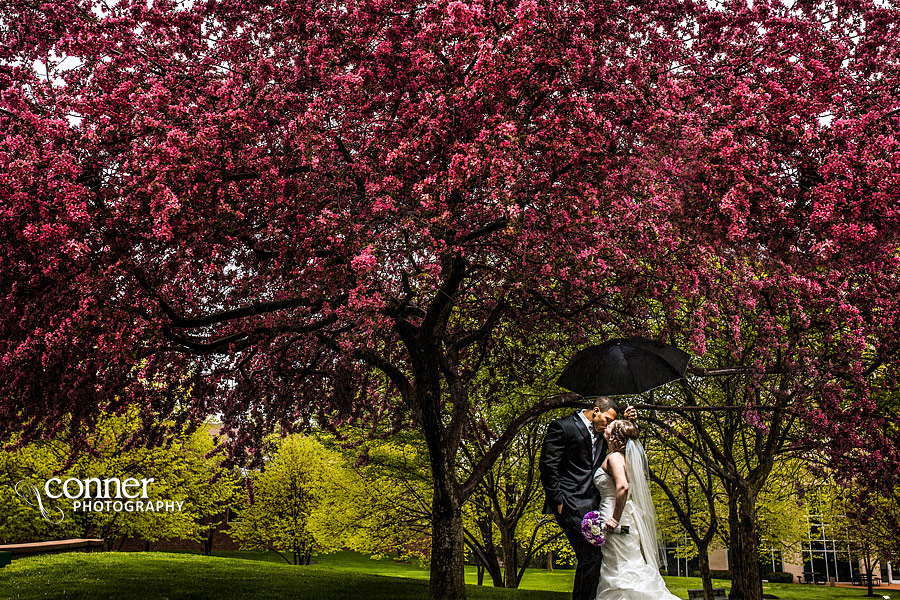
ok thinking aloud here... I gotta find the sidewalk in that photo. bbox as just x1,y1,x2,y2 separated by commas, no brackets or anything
830,581,900,592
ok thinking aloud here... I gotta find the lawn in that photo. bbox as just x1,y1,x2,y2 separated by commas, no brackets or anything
0,550,887,600
302,552,887,600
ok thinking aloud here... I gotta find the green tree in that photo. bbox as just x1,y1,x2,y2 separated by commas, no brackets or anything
640,372,814,599
1,411,244,549
319,430,433,562
462,419,563,589
230,435,344,565
647,427,725,600
811,475,900,597
0,434,76,543
753,459,810,570
178,426,247,556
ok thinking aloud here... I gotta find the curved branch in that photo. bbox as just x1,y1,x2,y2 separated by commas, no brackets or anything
526,289,626,319
162,316,339,355
422,255,467,340
517,523,562,586
688,365,784,377
630,403,800,414
449,297,507,353
354,349,414,410
131,263,346,329
312,328,414,410
459,392,585,501
162,297,333,328
162,327,251,354
459,219,509,244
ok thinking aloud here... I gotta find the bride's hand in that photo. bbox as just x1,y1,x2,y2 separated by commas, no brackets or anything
604,518,619,532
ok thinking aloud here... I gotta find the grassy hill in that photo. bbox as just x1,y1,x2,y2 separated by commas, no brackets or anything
0,550,881,599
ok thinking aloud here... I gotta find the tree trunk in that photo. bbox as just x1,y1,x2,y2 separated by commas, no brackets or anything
203,525,214,556
430,483,466,600
499,526,518,588
727,488,761,600
469,541,503,587
547,549,553,571
697,548,714,600
863,550,874,597
412,342,468,600
473,514,504,586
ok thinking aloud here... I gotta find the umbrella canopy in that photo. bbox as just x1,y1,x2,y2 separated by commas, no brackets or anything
556,338,690,397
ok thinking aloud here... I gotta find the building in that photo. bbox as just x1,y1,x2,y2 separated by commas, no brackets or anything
664,513,899,585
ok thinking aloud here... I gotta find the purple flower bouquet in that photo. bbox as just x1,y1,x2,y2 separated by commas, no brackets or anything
580,510,606,547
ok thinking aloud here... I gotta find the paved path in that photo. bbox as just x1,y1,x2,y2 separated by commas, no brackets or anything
832,581,900,592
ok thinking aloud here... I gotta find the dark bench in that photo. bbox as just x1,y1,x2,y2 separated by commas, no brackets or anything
687,588,727,600
797,571,826,584
0,539,105,561
852,574,881,586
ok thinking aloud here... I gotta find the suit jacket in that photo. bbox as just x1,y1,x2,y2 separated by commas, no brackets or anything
539,411,608,517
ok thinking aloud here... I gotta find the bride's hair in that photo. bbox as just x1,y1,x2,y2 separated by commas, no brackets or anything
608,419,639,452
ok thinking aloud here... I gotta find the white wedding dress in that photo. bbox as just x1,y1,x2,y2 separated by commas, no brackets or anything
593,464,680,599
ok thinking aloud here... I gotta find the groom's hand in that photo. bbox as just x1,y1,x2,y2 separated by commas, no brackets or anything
624,405,637,422
557,503,563,514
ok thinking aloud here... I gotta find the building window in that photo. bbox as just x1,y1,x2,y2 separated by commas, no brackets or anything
802,514,858,583
663,532,699,577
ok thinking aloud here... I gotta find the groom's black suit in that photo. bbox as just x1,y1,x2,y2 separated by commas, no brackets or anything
540,411,607,600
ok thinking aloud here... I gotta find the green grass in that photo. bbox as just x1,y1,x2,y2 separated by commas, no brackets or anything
308,552,884,600
0,550,887,599
0,551,563,600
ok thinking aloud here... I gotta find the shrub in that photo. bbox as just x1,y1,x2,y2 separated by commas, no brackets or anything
765,571,794,583
689,569,732,580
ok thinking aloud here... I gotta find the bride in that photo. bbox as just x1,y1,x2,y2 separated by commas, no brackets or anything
593,419,680,600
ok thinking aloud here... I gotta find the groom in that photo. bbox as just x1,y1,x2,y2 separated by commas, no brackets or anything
539,396,634,600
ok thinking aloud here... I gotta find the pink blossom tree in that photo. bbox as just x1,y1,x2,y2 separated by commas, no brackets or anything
2,0,900,598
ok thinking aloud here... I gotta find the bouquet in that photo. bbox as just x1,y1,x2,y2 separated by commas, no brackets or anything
580,511,606,547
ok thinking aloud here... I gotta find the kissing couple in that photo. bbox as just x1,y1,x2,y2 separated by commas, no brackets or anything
540,396,679,600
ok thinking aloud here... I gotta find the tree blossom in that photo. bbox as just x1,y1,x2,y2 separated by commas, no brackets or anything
2,0,900,598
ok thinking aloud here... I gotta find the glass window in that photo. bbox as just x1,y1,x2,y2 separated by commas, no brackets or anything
663,532,699,577
801,514,859,583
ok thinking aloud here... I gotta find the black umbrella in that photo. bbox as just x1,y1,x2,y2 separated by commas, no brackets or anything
556,338,690,397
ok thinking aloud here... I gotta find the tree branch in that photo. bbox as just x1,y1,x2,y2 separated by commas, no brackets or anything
687,365,784,377
334,136,366,199
222,166,311,182
460,392,583,501
517,524,562,586
161,316,340,355
421,255,467,340
354,349,414,411
449,298,507,352
630,402,801,414
162,327,252,354
161,295,338,329
459,219,509,244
